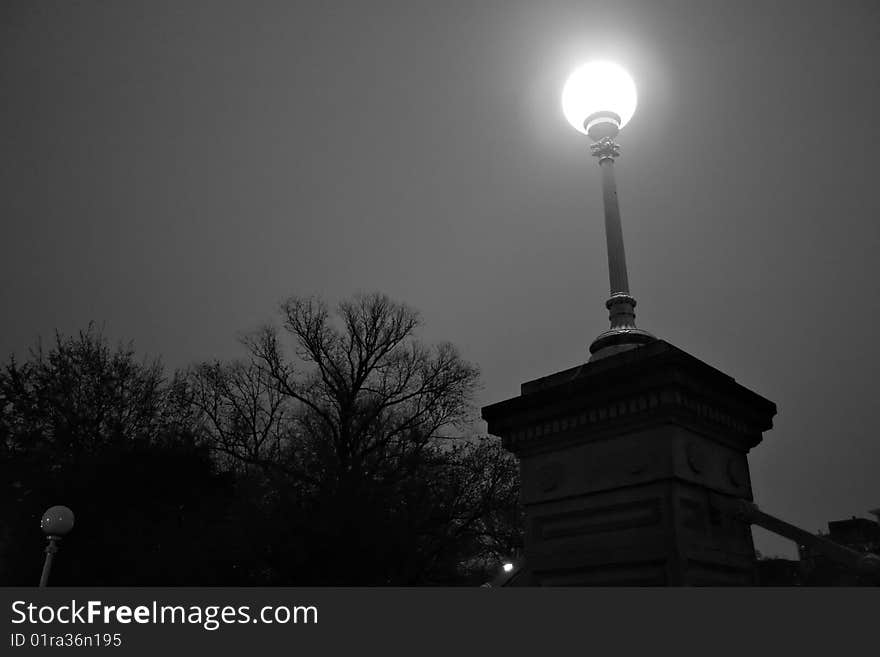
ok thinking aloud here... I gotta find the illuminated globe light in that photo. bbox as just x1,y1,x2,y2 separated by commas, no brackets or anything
562,61,638,139
502,562,514,573
41,506,75,537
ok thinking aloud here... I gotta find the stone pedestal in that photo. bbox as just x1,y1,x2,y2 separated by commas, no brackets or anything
482,340,776,586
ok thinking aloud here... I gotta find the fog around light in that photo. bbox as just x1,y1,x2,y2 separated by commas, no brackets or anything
562,61,638,135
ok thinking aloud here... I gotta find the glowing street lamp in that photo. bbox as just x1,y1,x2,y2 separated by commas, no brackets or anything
562,61,654,360
39,505,74,587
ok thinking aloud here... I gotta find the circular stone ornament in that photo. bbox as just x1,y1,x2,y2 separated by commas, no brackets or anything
686,442,705,474
538,462,565,492
629,450,655,475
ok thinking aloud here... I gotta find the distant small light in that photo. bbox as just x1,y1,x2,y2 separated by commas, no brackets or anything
502,562,514,573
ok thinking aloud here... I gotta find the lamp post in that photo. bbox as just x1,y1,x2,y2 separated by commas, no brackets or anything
39,505,74,587
562,61,655,361
482,70,779,583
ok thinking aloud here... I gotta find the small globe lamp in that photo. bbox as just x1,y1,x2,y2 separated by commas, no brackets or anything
39,505,75,587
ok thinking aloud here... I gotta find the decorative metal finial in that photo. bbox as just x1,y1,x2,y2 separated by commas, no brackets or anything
590,137,621,162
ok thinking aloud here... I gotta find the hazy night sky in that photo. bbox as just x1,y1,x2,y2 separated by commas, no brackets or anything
2,0,879,559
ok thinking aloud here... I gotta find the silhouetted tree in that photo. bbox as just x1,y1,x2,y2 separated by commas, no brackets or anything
0,326,234,585
189,293,521,584
1,299,521,586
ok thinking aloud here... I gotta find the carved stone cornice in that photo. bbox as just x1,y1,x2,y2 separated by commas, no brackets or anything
496,386,758,455
482,340,777,456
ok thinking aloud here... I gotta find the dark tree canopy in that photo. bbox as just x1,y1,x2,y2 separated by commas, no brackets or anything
190,293,520,584
2,295,521,586
0,326,234,585
1,326,179,456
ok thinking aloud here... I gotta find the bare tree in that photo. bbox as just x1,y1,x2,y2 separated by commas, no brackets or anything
188,360,291,474
189,292,519,584
205,294,479,480
0,324,186,457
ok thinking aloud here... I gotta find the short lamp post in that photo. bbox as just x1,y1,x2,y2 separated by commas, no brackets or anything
562,61,655,361
39,505,74,587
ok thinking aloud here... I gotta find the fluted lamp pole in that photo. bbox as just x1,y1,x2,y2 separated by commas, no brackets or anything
562,61,655,361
